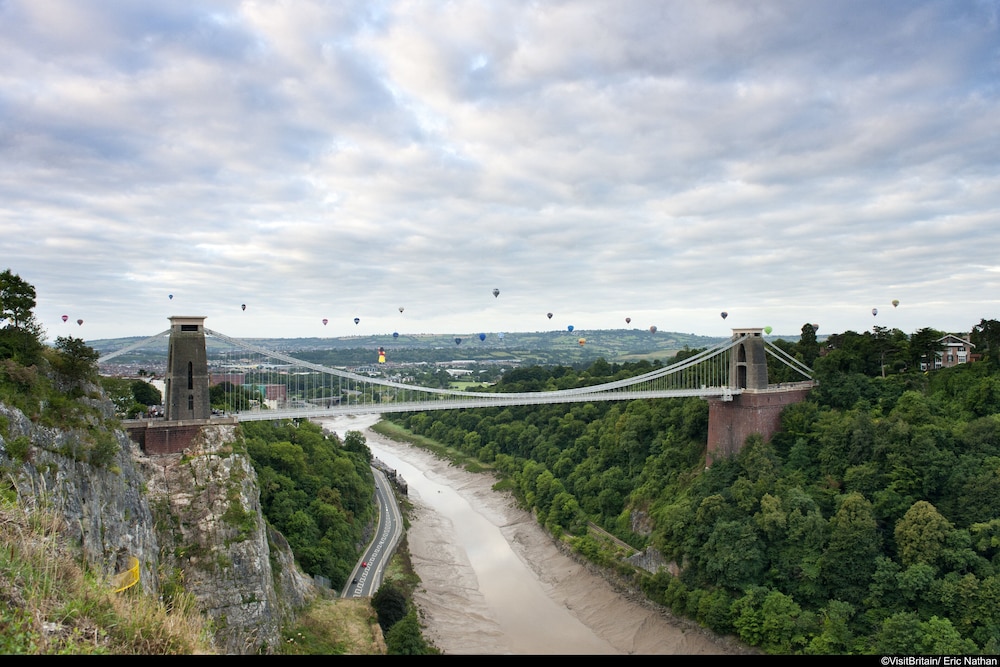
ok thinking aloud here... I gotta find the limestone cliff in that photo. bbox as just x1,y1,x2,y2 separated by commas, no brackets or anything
0,395,319,654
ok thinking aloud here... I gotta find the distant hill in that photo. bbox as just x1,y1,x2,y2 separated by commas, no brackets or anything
88,329,755,368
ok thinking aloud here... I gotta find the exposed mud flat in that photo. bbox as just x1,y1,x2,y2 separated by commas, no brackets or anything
320,415,750,655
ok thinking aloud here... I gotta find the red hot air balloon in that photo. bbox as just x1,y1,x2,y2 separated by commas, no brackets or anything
649,325,657,334
61,315,68,323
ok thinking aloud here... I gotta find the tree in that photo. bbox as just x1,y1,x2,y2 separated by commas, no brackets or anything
373,584,409,633
0,268,37,329
895,500,953,569
131,379,162,406
820,492,882,605
384,610,432,655
53,336,100,384
0,268,44,363
798,323,821,367
909,327,945,371
971,318,1000,367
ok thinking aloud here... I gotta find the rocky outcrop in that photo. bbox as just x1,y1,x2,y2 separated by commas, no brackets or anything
0,399,319,654
0,402,160,593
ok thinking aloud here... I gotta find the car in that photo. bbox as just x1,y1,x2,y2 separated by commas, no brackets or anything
362,561,367,568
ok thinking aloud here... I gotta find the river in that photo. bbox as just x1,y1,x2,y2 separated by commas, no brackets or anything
317,414,744,655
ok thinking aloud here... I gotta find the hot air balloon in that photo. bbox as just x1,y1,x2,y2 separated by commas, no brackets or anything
393,331,399,340
354,317,360,325
454,337,462,345
625,317,631,324
492,288,500,298
811,323,819,332
168,294,173,300
322,318,328,326
61,315,68,323
241,304,246,311
872,308,878,317
378,346,386,363
399,306,404,313
567,325,574,332
497,332,505,340
720,311,728,320
892,299,899,308
479,333,486,342
77,319,83,326
578,338,586,346
764,326,773,335
649,325,657,334
547,312,553,319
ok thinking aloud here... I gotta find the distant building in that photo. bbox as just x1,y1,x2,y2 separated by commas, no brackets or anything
210,372,246,386
921,334,976,370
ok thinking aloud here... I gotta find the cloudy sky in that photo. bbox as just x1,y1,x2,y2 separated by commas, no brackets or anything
2,0,998,343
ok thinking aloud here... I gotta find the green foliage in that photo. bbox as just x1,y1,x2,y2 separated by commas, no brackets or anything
240,419,376,588
0,269,44,365
51,337,100,384
379,319,1000,655
372,583,409,633
384,610,433,655
6,435,31,464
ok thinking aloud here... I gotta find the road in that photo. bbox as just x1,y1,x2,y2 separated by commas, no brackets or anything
341,467,403,598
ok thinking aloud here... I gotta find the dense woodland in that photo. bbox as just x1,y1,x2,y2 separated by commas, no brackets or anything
383,319,1000,654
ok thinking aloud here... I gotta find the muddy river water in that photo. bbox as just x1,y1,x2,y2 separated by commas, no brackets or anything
318,414,743,655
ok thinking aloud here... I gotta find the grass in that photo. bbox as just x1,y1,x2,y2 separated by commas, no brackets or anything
0,488,435,655
0,496,215,655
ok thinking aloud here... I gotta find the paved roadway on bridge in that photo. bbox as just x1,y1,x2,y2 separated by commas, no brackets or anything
341,467,403,598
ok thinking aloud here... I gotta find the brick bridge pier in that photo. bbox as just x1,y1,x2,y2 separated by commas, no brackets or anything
704,328,815,466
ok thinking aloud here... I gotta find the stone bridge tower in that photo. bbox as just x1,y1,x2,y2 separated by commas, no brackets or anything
164,316,211,421
705,328,814,466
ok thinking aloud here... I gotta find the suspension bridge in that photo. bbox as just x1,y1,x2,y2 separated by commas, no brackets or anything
98,323,813,419
100,317,815,462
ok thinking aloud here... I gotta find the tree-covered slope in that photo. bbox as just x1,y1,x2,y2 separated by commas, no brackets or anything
385,322,1000,654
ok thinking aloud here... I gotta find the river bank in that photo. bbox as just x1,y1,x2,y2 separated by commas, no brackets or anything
320,414,752,655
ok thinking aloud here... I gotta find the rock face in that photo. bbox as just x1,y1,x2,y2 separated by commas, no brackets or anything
0,398,318,654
